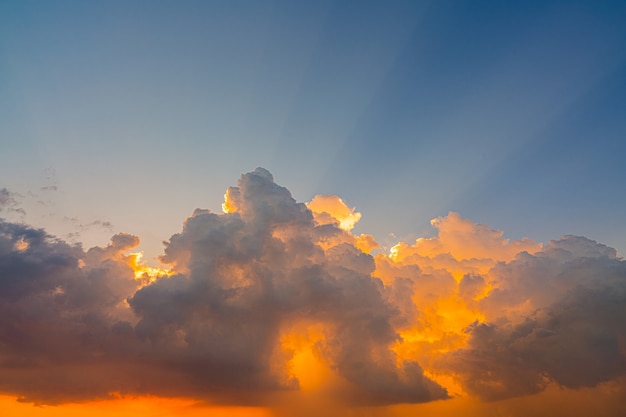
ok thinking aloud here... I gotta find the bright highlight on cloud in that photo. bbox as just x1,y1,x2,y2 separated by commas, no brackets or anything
0,169,625,414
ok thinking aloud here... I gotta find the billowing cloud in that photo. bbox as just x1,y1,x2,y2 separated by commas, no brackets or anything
0,222,141,403
0,169,446,406
0,168,625,413
388,211,542,279
130,168,447,405
441,236,626,400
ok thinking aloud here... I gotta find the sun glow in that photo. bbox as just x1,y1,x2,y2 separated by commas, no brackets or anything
222,189,237,213
126,251,173,282
279,324,336,392
14,237,29,251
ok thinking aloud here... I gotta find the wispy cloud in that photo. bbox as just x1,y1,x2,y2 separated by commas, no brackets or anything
0,188,26,216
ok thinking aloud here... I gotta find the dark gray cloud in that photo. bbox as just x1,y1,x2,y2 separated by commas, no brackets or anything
441,236,626,400
0,222,140,403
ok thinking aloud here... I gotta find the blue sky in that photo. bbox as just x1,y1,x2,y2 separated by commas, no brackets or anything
1,0,626,260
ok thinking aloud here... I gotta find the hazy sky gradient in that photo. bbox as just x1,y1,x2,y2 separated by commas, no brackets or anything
2,0,625,260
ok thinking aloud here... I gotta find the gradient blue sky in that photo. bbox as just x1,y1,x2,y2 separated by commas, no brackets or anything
2,0,626,261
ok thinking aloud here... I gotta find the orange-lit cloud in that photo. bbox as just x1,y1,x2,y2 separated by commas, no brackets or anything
0,168,625,416
307,194,361,231
389,211,542,279
307,194,378,253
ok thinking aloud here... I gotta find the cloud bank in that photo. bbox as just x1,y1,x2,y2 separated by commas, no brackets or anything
0,168,625,410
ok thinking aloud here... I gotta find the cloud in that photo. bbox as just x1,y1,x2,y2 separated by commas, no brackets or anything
307,194,378,253
63,217,114,232
389,212,542,279
0,188,26,216
0,168,625,412
131,168,447,405
0,169,447,406
0,222,141,403
307,195,362,231
371,214,626,405
439,236,626,400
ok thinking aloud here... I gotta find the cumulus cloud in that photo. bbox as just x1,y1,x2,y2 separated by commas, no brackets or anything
0,168,625,412
0,169,447,406
131,168,447,405
389,212,542,279
0,222,141,403
371,215,626,404
440,236,626,400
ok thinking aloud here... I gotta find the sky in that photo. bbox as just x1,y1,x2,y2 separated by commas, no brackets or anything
1,0,626,416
